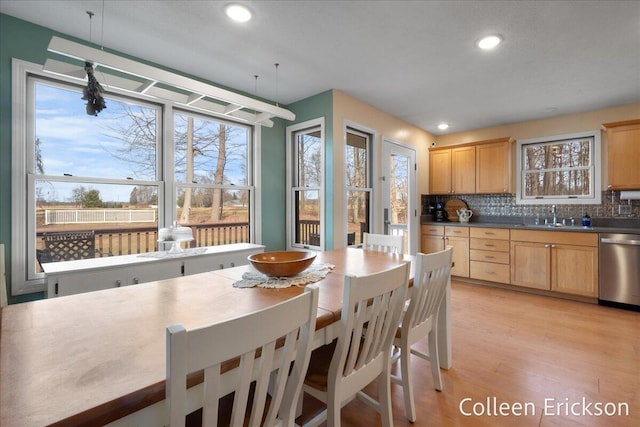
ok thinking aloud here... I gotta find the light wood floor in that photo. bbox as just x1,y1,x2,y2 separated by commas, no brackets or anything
299,280,640,426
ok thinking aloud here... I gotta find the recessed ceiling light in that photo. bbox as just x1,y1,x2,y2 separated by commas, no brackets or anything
225,4,252,23
437,123,449,130
477,35,502,50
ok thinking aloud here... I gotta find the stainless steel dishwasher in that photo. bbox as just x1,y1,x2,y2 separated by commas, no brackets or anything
599,233,640,311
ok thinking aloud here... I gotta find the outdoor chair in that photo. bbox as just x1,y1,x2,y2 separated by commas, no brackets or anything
36,230,99,266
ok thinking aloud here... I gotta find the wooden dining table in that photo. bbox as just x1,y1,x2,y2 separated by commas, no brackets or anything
0,248,451,426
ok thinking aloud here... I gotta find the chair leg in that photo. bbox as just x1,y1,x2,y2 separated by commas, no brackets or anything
428,330,443,391
400,344,416,422
326,394,341,427
378,363,395,427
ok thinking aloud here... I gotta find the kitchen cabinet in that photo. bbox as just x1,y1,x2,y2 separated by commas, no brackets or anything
446,227,470,278
428,150,452,194
510,230,598,297
469,227,510,284
475,138,513,193
43,243,265,297
420,224,445,254
452,146,476,194
429,137,513,195
602,119,640,190
420,225,469,277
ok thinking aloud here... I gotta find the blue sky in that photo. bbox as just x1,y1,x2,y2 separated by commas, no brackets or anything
35,82,249,204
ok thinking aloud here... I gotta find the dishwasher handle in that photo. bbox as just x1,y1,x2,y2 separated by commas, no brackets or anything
600,237,640,245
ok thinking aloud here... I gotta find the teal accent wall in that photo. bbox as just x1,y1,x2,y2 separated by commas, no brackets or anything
0,14,288,303
260,120,287,251
288,90,334,249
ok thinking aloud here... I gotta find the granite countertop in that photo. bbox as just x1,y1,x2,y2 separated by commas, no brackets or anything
420,215,640,234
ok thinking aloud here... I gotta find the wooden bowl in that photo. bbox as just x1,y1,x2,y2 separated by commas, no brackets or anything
248,251,316,277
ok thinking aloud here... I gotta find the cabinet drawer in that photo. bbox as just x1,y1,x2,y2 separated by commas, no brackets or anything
470,249,510,264
470,238,510,252
469,227,509,240
470,261,510,284
421,225,444,236
445,226,469,237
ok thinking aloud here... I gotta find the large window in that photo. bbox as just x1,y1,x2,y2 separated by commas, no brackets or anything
174,111,252,247
12,61,256,295
516,131,601,205
345,128,371,246
287,119,324,250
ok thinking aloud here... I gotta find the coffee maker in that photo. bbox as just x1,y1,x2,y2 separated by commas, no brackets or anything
434,202,447,222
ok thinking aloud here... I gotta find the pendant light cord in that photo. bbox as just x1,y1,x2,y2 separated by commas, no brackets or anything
274,63,279,107
100,0,105,50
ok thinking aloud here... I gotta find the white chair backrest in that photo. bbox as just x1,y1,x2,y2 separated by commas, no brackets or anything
1,244,7,308
404,248,452,331
166,284,319,427
362,232,404,254
330,262,409,392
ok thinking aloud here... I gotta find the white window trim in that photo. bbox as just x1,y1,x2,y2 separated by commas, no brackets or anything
11,59,260,296
343,120,377,247
286,118,325,251
515,130,601,205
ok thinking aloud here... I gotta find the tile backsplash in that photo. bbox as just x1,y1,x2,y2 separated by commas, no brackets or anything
422,191,640,220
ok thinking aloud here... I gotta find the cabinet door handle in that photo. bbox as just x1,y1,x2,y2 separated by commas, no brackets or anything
484,243,495,247
132,277,139,284
116,280,122,287
219,264,225,269
551,244,556,248
230,262,235,267
485,255,495,259
544,244,550,248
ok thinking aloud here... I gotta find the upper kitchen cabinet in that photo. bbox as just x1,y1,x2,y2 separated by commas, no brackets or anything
429,146,475,195
476,138,514,193
429,149,453,194
428,137,513,195
602,119,640,190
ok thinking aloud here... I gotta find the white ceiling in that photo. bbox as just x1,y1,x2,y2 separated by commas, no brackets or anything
2,0,639,135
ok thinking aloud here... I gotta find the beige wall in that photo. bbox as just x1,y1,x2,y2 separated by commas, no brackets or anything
435,103,640,146
434,102,640,191
331,90,435,247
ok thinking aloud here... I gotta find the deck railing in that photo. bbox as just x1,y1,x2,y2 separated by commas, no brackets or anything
37,222,250,258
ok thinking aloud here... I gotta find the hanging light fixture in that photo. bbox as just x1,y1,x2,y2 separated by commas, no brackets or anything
43,37,295,125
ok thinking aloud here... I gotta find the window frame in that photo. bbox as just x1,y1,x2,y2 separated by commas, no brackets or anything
286,118,325,251
344,126,373,247
11,59,259,296
515,130,601,205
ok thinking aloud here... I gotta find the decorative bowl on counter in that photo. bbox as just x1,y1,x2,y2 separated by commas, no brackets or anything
248,251,316,277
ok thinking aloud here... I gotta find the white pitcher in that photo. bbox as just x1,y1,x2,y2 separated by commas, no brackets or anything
457,208,473,223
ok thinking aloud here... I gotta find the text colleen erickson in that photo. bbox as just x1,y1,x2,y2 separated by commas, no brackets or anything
459,397,630,417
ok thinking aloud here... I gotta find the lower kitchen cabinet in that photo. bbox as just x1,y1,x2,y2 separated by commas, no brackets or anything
446,228,469,278
510,241,551,290
551,244,598,297
469,227,510,284
420,224,469,277
44,243,265,297
510,230,598,297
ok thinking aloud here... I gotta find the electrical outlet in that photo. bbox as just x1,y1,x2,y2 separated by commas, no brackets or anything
619,205,632,215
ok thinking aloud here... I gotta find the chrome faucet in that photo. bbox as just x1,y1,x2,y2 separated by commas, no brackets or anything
551,204,558,225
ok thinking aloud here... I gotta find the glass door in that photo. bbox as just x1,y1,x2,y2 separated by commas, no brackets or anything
381,139,417,255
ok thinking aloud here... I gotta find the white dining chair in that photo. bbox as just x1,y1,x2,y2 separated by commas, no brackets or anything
166,284,319,427
300,262,410,427
391,247,452,422
362,232,404,254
